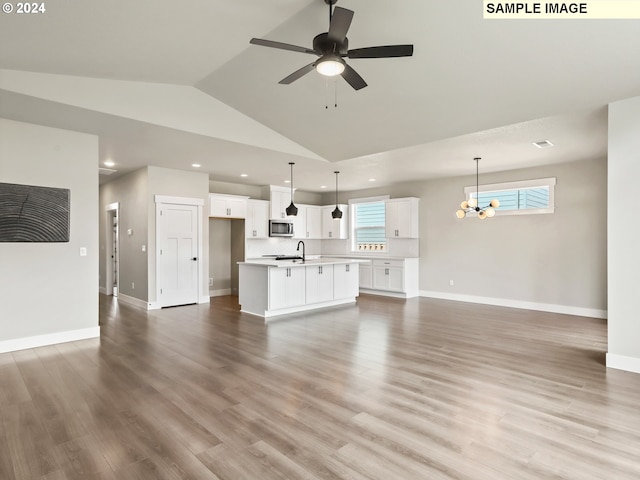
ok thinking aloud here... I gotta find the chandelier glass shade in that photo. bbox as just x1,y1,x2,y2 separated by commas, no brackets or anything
455,157,500,220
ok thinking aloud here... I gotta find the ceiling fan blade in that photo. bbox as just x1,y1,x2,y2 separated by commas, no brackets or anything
250,38,316,55
341,64,367,91
348,45,414,59
327,7,354,44
279,63,316,85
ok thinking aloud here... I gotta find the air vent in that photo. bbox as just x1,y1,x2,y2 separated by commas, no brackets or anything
99,168,117,175
533,140,554,149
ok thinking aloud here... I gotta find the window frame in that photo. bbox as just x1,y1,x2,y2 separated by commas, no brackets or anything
349,195,390,253
463,177,556,217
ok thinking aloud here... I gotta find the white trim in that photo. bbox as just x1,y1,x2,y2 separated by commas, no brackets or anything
155,197,205,308
242,298,356,320
117,293,149,310
154,194,204,206
210,288,231,297
0,327,100,354
606,353,640,374
359,288,411,299
348,195,390,205
104,203,119,297
99,286,107,295
198,296,210,305
420,290,607,319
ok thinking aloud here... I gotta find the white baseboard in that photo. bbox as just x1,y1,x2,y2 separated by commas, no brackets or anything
420,290,607,319
99,286,107,295
199,295,211,304
359,288,409,299
116,293,149,310
210,288,231,297
0,327,100,354
606,353,640,374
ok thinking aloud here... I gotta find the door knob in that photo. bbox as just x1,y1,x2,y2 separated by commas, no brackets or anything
191,257,197,261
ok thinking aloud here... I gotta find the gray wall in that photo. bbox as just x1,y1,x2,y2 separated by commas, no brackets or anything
99,167,149,301
607,95,640,371
322,157,607,313
0,119,99,343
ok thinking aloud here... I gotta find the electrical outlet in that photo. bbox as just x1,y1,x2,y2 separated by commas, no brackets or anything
131,282,135,289
449,280,454,286
208,278,213,286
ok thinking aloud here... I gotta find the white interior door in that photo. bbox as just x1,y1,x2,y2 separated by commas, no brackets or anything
158,203,199,307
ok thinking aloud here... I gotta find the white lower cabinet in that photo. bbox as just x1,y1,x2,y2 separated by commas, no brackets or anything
363,258,419,298
269,266,305,310
359,264,373,289
306,264,334,304
372,264,404,292
334,263,360,300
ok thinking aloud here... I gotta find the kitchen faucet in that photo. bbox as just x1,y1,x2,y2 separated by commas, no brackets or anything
296,240,305,263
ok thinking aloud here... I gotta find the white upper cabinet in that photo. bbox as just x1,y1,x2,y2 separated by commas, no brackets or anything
322,204,348,239
295,205,322,239
245,199,270,238
209,194,248,218
269,185,296,219
385,197,419,238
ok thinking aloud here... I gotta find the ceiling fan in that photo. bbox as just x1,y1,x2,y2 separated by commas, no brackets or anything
249,0,414,91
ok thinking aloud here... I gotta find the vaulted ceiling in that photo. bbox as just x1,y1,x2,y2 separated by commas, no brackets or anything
1,0,638,191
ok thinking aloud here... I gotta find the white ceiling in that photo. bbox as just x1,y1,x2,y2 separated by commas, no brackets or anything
1,0,638,192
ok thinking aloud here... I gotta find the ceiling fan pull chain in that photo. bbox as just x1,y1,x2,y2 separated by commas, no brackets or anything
325,77,329,109
334,79,338,108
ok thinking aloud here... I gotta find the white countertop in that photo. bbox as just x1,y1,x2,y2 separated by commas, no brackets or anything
239,257,370,268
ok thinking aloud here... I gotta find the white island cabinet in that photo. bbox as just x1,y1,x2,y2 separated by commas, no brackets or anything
238,258,366,319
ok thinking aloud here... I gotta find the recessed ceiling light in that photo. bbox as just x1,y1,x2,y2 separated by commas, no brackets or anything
240,173,248,177
192,163,201,168
368,178,376,182
533,140,554,149
104,160,115,167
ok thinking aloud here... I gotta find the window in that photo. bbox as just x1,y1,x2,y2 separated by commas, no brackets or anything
351,199,387,252
464,177,556,216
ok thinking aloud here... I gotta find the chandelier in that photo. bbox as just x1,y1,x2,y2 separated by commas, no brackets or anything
456,157,500,219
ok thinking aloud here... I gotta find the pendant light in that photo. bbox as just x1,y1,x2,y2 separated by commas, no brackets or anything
455,157,500,220
285,162,298,216
331,171,343,219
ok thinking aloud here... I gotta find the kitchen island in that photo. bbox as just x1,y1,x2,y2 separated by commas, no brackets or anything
238,257,368,319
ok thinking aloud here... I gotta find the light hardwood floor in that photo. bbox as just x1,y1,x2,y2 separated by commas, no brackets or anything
1,294,640,479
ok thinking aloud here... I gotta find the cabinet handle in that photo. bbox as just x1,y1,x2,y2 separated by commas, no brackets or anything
346,264,350,272
385,268,389,275
329,231,332,238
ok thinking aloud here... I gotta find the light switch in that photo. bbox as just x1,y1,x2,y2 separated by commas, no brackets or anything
127,229,133,236
141,244,146,252
80,247,87,257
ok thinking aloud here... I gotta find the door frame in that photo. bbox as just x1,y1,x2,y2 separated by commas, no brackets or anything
153,195,206,309
104,202,119,296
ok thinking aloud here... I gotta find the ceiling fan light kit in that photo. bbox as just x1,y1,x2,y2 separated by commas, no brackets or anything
455,158,500,220
249,0,414,91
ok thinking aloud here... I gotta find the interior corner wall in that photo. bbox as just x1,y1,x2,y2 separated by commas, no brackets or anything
99,167,149,302
607,95,640,374
147,166,210,305
0,118,99,351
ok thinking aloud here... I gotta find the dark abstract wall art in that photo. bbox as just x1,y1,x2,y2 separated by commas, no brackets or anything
0,182,70,242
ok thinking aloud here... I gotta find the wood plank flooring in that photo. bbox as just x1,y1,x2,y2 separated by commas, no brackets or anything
2,294,640,479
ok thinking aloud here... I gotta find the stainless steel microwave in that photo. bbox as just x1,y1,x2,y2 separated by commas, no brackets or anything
269,220,294,237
